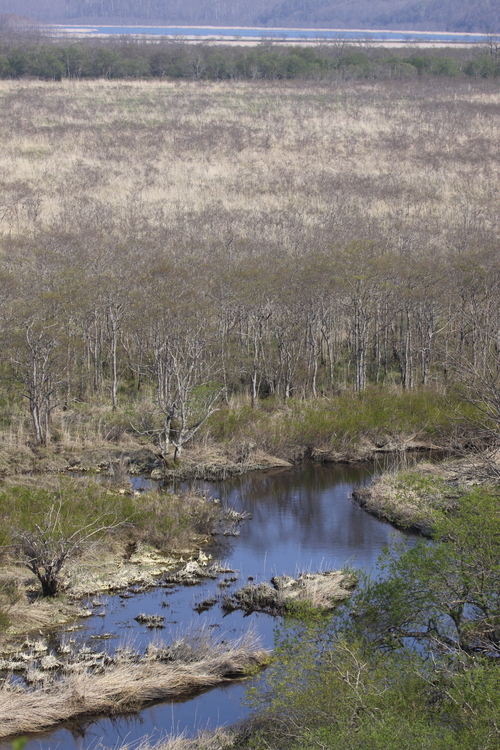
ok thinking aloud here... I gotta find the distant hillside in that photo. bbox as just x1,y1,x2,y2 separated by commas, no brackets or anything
0,0,499,33
0,1,270,26
259,0,500,33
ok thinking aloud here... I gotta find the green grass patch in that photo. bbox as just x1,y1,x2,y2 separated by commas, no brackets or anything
205,387,480,455
0,475,220,553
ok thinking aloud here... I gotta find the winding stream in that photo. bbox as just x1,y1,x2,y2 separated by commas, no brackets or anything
5,460,421,750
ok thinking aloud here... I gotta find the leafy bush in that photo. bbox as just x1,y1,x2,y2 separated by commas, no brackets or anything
243,485,500,749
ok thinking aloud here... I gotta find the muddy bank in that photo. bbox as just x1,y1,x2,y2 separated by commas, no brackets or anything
0,433,448,481
352,455,498,535
0,631,269,741
0,547,179,651
0,441,292,480
307,437,444,465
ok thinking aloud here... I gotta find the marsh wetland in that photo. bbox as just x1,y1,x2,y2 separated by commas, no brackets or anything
0,57,499,750
0,460,417,748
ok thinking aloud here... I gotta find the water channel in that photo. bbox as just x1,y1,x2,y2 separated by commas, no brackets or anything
5,459,424,750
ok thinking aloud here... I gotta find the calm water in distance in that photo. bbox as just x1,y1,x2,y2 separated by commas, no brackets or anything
48,24,492,43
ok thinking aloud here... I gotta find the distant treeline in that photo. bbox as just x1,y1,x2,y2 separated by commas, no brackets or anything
0,36,500,80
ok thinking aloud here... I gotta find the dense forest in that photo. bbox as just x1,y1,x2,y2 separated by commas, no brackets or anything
1,0,500,32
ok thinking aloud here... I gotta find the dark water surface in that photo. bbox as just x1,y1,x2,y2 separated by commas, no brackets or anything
8,461,417,750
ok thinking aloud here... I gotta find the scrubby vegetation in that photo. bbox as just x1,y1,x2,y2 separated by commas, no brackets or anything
0,74,499,464
0,475,224,556
1,35,500,81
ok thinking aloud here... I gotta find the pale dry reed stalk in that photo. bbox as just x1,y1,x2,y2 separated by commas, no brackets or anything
0,630,268,739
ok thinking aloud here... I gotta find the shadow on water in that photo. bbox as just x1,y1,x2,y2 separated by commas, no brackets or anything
3,456,435,750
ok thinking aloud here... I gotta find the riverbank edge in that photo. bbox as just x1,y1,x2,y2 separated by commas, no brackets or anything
351,455,499,535
0,433,446,481
0,632,271,741
0,431,459,651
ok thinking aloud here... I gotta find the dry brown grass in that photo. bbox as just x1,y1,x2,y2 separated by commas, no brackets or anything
0,579,76,637
292,571,356,609
113,728,237,750
0,630,269,740
1,78,499,258
223,570,355,615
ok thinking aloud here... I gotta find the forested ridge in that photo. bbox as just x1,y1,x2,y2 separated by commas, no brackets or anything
1,0,500,33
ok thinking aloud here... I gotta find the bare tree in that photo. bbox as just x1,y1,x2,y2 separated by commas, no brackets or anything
12,319,60,445
15,500,118,597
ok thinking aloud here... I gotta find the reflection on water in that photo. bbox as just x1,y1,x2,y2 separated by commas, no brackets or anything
6,460,423,750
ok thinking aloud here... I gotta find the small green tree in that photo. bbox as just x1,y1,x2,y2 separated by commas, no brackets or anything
354,487,500,657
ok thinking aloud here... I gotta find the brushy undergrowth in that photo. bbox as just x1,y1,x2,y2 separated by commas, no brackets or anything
205,388,480,456
0,387,484,471
0,476,219,552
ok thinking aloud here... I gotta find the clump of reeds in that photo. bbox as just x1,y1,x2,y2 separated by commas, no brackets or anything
112,727,238,750
222,571,356,616
0,629,269,740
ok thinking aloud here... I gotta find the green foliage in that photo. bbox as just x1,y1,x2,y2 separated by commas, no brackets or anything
285,389,447,446
283,598,334,623
0,37,489,82
243,486,500,750
0,474,223,598
355,486,500,656
207,404,266,442
247,640,500,749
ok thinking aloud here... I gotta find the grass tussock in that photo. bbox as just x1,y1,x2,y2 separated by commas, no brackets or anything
112,728,237,750
222,571,356,616
0,630,269,740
